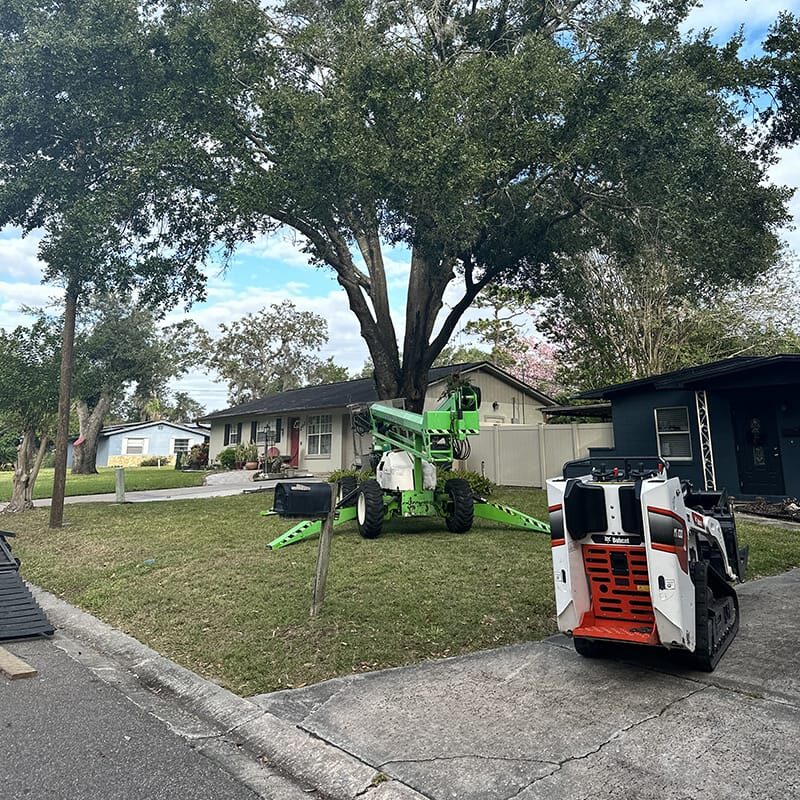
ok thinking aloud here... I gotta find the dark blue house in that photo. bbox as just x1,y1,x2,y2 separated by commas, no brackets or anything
580,355,800,500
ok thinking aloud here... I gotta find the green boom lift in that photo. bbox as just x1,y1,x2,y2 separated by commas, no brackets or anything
265,385,550,550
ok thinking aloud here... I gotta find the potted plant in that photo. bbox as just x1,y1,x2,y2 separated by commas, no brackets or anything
236,442,259,469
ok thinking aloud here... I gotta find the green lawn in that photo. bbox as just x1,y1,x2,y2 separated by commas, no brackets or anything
0,466,210,502
6,487,800,697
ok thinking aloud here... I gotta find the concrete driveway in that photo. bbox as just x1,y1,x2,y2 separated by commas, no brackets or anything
252,568,800,800
12,569,800,800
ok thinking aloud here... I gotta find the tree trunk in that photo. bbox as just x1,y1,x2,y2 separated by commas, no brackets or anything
71,394,110,474
50,282,79,529
5,430,49,513
6,430,36,512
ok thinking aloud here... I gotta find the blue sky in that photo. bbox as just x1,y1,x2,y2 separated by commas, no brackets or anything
1,0,799,412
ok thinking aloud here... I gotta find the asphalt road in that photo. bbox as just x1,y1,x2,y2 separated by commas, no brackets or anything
0,635,309,800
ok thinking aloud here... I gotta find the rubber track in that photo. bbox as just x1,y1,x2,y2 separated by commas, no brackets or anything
691,560,739,671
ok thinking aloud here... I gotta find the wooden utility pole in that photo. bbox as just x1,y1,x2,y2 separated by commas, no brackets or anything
49,282,79,529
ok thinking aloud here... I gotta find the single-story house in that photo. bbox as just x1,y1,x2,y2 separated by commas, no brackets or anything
67,421,210,468
200,362,556,473
579,354,800,499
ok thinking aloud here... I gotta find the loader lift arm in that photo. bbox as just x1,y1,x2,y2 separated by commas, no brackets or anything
266,385,549,549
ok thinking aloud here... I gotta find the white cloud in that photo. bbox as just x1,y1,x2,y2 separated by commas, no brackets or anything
383,253,411,290
237,228,315,268
768,144,800,253
682,0,795,38
0,281,63,329
167,284,372,410
0,229,45,282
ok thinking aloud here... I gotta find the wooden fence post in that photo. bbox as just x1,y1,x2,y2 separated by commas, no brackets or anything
115,467,125,503
310,483,338,618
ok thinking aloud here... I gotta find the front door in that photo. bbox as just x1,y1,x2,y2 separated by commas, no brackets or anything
731,398,785,495
288,417,300,467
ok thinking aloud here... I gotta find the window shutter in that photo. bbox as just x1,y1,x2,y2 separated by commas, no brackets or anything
250,421,258,443
236,423,242,443
224,424,230,446
275,418,283,443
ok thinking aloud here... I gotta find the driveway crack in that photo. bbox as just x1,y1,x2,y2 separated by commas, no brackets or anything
503,685,709,800
298,681,356,725
379,754,559,768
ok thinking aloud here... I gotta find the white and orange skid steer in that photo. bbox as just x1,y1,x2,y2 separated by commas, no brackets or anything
547,458,747,671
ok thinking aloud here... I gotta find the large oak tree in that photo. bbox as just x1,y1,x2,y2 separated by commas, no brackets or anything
155,0,790,410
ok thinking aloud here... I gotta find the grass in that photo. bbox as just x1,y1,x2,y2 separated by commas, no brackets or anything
0,466,210,502
6,487,800,697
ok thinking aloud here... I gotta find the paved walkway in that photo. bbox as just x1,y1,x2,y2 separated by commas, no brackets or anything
29,470,318,508
7,569,798,800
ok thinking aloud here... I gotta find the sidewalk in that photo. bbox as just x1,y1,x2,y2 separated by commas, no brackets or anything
29,470,319,508
14,568,800,800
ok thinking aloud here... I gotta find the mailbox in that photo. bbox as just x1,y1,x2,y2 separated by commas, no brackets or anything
274,481,333,519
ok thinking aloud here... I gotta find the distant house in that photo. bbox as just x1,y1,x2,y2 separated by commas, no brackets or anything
579,355,800,499
67,421,210,468
200,362,556,474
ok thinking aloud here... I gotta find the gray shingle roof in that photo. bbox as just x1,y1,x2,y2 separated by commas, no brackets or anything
200,362,555,421
579,354,800,399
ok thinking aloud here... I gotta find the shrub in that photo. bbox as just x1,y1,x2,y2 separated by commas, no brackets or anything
235,441,259,463
185,442,209,469
328,466,495,496
217,447,237,470
140,456,173,467
328,467,374,484
436,469,496,496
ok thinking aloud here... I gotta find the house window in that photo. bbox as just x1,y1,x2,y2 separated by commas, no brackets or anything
255,420,281,447
229,426,240,445
655,407,692,460
307,414,332,456
125,437,146,455
173,438,190,454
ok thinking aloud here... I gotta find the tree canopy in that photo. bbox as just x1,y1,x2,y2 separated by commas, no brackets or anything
151,0,791,410
208,301,349,404
0,0,251,520
0,321,61,510
539,253,800,391
69,296,207,472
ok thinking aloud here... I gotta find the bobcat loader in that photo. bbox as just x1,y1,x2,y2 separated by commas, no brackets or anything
546,458,747,671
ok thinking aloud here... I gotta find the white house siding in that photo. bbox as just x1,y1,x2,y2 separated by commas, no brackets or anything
208,367,552,474
209,408,351,473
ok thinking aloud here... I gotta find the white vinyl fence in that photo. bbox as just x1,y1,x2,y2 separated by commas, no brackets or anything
464,423,614,487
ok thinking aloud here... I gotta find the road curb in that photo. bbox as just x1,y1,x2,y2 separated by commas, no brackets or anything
31,586,428,800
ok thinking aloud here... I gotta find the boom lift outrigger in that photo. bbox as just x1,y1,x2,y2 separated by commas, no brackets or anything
266,385,549,550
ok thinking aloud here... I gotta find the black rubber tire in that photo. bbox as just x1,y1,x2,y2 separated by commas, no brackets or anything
356,479,384,539
573,637,606,659
337,476,358,507
444,478,474,533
